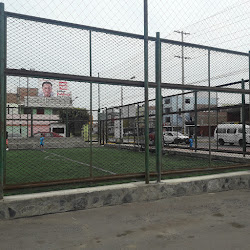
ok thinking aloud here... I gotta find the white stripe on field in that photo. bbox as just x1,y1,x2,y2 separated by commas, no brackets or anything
44,151,116,175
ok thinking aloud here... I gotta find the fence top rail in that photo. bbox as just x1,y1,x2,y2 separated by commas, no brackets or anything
5,11,250,57
5,68,250,95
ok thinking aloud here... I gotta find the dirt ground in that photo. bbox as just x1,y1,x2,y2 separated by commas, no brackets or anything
0,189,250,250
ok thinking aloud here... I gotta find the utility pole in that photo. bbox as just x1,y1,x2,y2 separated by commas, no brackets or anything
26,76,29,138
174,30,190,135
98,72,100,110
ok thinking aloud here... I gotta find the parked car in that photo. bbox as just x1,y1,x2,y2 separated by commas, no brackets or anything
214,123,250,146
163,131,189,144
34,132,63,138
149,131,189,145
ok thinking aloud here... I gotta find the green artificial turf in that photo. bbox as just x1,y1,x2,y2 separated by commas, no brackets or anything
6,147,231,185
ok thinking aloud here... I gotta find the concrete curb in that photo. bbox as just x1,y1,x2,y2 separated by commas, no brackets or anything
1,171,250,220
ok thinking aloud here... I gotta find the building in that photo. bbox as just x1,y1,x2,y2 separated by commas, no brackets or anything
6,87,73,137
162,92,227,135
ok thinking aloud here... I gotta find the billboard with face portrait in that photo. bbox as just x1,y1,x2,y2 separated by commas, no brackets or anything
39,79,71,98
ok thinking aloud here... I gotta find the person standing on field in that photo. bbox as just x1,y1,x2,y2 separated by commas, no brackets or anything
40,133,45,150
189,135,193,150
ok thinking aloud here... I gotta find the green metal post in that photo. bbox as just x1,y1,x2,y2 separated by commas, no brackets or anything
98,108,100,144
194,91,197,152
137,103,140,151
105,107,108,143
0,3,6,199
216,105,219,150
119,106,122,142
26,77,29,137
248,51,250,125
102,119,104,145
155,32,162,182
242,79,246,157
144,0,149,183
176,96,179,134
66,108,69,137
208,50,212,167
128,105,130,142
31,107,33,137
89,30,93,178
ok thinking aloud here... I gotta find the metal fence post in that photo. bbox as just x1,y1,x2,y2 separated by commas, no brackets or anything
208,50,212,167
242,79,246,157
97,108,100,144
144,0,149,184
128,105,130,143
216,103,219,150
155,32,162,182
249,51,250,125
105,107,108,143
26,77,29,138
194,91,198,152
0,2,6,199
31,107,33,137
89,30,93,178
119,106,122,143
137,103,140,151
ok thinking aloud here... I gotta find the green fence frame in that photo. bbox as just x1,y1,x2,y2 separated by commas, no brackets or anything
0,4,250,196
0,2,6,199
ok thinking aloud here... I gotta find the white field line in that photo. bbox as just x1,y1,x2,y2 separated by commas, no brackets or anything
44,151,116,175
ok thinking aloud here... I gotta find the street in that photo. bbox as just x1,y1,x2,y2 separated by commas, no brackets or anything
0,189,250,249
167,136,250,153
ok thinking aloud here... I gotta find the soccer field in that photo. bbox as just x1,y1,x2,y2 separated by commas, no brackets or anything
6,147,229,185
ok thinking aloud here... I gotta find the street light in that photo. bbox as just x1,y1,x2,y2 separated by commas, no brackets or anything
120,76,136,141
121,76,136,106
72,96,79,107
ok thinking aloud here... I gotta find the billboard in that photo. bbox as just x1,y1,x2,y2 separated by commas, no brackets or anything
57,81,71,97
39,79,71,98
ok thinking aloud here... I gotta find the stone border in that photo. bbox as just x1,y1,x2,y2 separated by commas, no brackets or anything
1,171,250,219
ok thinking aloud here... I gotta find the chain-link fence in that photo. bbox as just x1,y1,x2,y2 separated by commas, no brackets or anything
0,4,250,196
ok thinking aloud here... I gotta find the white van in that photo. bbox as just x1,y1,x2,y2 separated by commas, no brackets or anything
214,124,250,146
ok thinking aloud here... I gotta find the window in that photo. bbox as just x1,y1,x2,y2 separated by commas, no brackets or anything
217,128,226,133
165,98,170,104
45,133,52,137
23,108,32,114
53,128,64,134
37,108,44,115
185,99,190,104
165,117,170,123
227,128,236,134
164,108,171,114
238,128,250,134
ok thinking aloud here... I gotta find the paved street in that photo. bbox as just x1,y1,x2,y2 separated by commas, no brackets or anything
167,137,250,153
0,189,250,250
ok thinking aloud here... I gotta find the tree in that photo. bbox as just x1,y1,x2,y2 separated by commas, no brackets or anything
59,108,89,136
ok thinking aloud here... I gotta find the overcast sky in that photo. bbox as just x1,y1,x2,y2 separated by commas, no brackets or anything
3,0,250,110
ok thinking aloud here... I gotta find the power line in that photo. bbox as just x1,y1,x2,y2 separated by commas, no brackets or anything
178,0,250,30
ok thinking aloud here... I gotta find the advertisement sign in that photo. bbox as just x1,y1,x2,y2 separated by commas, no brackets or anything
57,81,71,97
39,79,71,98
